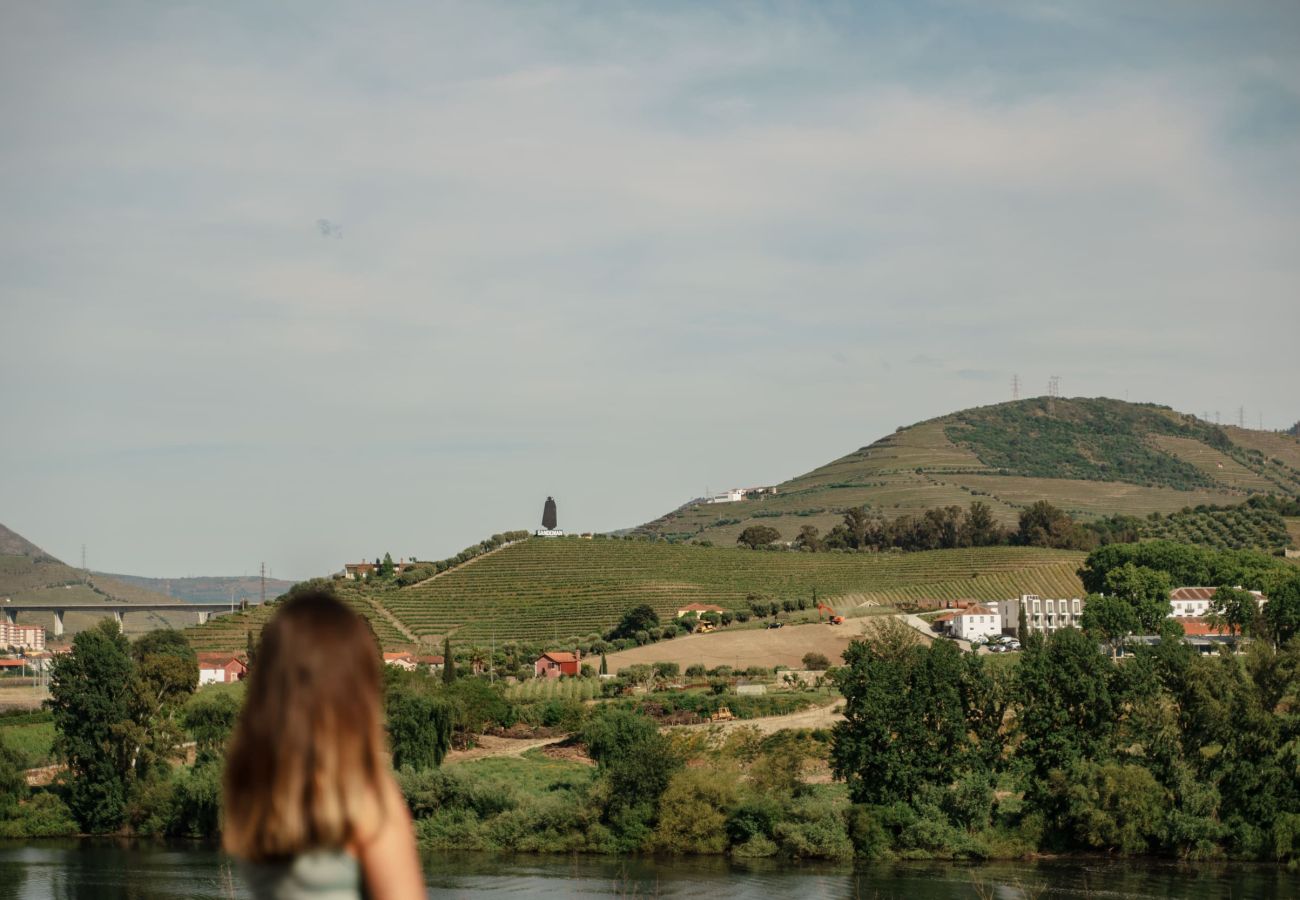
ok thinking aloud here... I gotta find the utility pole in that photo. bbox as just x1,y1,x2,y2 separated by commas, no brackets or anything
260,562,266,606
1048,375,1060,398
1011,373,1021,401
1238,406,1245,429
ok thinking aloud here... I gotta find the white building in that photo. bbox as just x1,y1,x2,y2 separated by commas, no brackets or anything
706,489,748,504
1169,586,1267,618
952,605,1002,642
0,622,45,651
997,594,1085,636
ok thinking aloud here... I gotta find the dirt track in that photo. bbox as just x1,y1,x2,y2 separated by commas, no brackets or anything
603,621,870,673
670,700,844,735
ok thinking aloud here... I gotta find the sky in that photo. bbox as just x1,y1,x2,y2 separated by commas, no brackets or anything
2,1,1299,579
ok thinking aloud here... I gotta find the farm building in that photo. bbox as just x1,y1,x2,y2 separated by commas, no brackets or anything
1169,586,1267,618
197,652,247,685
997,594,1084,636
534,651,581,678
676,603,726,618
951,605,1001,642
383,651,418,671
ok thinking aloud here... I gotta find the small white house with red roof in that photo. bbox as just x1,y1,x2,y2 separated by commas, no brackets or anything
197,652,248,686
951,605,1002,643
534,651,581,678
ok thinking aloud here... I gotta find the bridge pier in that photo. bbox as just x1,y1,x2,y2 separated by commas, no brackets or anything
52,610,64,637
113,609,123,630
2,607,14,626
197,611,209,626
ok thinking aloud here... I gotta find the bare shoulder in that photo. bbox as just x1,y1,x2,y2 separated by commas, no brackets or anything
353,773,423,900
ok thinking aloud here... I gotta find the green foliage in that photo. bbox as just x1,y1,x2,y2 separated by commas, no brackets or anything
945,397,1228,490
582,708,681,847
1103,563,1173,633
0,736,26,818
607,604,660,641
181,690,240,765
1261,574,1300,647
802,652,831,671
1099,503,1294,553
49,620,146,832
1079,593,1139,654
1078,540,1289,595
653,766,736,854
736,525,782,549
388,691,453,770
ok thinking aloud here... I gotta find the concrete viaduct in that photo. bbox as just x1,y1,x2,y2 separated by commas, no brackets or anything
2,601,242,637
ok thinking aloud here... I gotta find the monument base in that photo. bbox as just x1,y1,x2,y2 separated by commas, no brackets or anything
534,529,566,537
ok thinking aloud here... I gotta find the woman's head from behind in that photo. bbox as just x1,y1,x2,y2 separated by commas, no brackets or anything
223,583,386,861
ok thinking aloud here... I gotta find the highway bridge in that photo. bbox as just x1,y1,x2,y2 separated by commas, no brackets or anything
2,600,244,636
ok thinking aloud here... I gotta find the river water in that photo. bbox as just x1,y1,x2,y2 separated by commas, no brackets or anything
1,843,1297,899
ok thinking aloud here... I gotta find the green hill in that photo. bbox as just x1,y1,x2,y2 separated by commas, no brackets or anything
380,537,1085,644
0,523,188,637
640,397,1300,546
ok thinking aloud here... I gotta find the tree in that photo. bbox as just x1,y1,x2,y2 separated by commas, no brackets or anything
583,709,681,848
802,652,831,671
1080,593,1140,657
0,737,26,819
387,691,452,770
599,653,609,675
842,506,871,549
48,619,143,832
793,525,822,552
442,636,456,684
1261,575,1300,647
961,501,1004,547
609,604,660,640
736,525,782,549
1017,501,1084,549
1207,586,1260,642
1104,563,1173,633
181,690,241,766
379,552,396,579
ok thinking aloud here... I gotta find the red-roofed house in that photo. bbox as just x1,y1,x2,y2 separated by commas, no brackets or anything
951,605,1002,642
1170,587,1267,618
676,603,726,618
197,652,248,686
383,651,418,671
534,651,581,678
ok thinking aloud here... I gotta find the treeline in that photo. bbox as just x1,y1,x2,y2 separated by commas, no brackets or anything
348,531,532,587
741,500,1099,552
833,619,1300,861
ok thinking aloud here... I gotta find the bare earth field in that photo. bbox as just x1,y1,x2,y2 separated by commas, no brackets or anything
0,684,48,710
603,621,870,673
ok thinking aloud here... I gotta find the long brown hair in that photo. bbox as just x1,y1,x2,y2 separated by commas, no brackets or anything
223,585,388,861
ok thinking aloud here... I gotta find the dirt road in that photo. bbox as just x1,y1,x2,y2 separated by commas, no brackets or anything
603,621,869,673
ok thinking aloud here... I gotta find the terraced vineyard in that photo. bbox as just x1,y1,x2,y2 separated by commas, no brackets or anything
384,537,1086,643
854,560,1085,606
181,589,414,652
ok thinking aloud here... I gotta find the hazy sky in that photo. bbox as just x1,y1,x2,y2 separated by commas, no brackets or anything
2,1,1298,579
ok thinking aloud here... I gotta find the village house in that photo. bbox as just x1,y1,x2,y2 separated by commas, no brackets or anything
534,651,581,678
197,652,247,686
951,605,1002,642
1169,586,1267,618
676,603,726,618
383,651,418,671
342,558,418,580
0,622,45,651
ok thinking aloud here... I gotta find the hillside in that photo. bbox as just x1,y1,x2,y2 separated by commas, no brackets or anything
640,397,1300,546
0,523,189,636
380,536,1083,644
96,572,297,604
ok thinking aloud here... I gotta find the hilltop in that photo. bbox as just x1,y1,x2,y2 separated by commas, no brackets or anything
640,397,1300,546
0,523,187,636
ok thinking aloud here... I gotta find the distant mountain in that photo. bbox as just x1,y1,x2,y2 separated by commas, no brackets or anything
96,572,296,604
0,523,193,636
640,397,1300,546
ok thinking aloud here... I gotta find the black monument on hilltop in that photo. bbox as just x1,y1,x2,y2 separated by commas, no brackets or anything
542,497,558,531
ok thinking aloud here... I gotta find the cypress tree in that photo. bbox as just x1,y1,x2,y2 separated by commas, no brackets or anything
599,653,608,675
442,636,456,684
